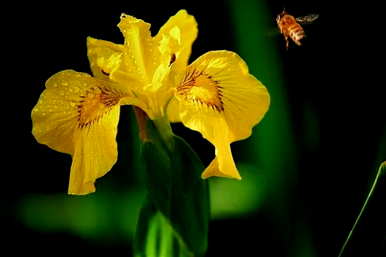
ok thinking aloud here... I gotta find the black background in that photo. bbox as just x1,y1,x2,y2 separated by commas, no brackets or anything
4,0,385,256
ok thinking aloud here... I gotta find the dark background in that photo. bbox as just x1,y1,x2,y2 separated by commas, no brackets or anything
5,0,385,256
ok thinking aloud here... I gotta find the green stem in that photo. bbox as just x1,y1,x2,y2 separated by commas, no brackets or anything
153,116,174,151
337,162,385,257
132,106,175,150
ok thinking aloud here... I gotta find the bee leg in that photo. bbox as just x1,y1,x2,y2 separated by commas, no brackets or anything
284,35,289,50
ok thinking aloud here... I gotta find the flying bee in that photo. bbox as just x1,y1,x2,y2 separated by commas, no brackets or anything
276,10,319,49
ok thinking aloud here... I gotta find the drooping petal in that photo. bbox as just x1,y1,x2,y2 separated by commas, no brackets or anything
174,51,270,179
31,70,124,194
201,139,241,180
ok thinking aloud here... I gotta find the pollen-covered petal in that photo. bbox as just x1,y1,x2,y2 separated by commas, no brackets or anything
31,70,122,194
118,14,160,83
155,9,198,73
175,50,270,179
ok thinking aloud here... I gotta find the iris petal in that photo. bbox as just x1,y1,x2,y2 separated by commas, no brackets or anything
173,50,270,179
156,9,198,76
87,37,124,79
118,14,160,83
31,70,122,194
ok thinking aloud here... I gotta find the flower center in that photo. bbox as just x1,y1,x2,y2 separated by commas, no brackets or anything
77,86,120,128
177,69,224,112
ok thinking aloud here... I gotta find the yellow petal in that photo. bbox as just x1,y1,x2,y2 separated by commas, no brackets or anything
118,14,160,83
68,106,119,195
175,51,270,179
155,9,198,76
166,96,181,122
145,8,199,118
87,36,146,96
201,144,241,180
31,70,122,194
87,37,124,79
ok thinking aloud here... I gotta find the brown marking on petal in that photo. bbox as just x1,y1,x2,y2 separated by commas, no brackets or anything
101,69,110,76
77,85,120,128
177,68,224,112
169,53,176,66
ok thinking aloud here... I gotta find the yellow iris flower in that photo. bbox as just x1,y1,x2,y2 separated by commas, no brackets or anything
31,10,270,195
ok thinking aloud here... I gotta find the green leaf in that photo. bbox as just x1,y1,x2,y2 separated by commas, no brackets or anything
138,121,209,257
169,135,209,255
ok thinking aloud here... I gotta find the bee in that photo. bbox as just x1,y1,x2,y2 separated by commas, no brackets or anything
276,10,319,49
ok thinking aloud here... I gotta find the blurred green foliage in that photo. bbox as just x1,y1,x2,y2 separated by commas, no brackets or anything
18,189,145,241
210,164,267,219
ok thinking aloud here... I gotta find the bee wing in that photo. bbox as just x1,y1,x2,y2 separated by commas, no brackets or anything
296,14,319,24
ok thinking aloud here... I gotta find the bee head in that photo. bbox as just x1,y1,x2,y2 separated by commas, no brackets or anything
276,9,287,23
